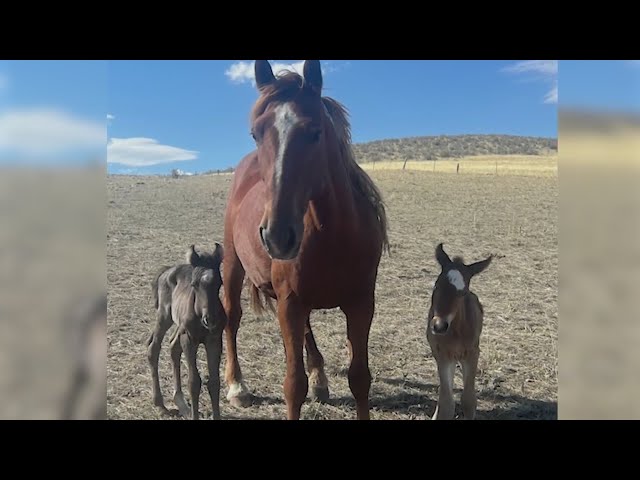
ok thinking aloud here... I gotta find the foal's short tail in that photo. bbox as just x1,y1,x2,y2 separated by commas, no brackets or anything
249,284,276,318
151,266,172,309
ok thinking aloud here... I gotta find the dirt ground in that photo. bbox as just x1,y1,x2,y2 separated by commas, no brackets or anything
107,168,557,420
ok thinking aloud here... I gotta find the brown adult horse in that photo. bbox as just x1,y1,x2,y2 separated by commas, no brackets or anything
222,60,389,420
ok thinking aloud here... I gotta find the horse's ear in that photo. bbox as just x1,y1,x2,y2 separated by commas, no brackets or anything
468,255,493,277
255,60,275,90
303,60,323,95
186,245,200,266
435,243,452,268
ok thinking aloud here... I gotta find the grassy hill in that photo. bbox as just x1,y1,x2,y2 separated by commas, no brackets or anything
352,134,557,164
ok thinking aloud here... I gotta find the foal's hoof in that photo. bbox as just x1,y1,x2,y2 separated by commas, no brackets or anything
229,394,253,408
155,405,170,416
310,386,330,403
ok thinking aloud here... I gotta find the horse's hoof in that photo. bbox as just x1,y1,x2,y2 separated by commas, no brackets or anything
229,394,253,408
310,386,330,403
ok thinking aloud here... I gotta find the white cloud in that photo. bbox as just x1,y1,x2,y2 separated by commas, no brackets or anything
503,60,558,105
0,108,105,156
544,85,558,104
225,60,336,86
106,114,115,121
107,137,198,167
503,60,558,77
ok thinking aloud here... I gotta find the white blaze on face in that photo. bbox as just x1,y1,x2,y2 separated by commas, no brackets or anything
273,102,299,191
447,269,465,291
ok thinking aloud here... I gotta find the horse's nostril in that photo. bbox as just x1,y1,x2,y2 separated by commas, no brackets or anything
285,227,297,252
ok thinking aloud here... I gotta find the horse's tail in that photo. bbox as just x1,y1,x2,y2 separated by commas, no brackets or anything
249,283,276,318
152,266,172,310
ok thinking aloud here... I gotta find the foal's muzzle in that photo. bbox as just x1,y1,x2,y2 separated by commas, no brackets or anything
430,316,450,335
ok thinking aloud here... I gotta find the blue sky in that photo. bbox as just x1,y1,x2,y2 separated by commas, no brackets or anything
560,60,640,112
7,60,635,174
0,60,106,165
106,60,559,174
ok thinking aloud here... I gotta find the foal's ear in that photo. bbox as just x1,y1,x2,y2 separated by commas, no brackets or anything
255,60,275,90
186,244,200,266
468,255,493,277
213,242,224,264
435,243,452,268
303,60,323,95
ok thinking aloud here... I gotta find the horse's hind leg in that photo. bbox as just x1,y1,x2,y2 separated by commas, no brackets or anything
170,336,190,418
147,310,172,414
304,317,329,403
205,333,223,420
222,244,252,407
181,334,201,420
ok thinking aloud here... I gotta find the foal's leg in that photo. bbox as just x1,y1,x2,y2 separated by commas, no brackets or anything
341,295,375,420
222,247,251,407
205,333,223,420
278,294,311,420
461,350,479,420
170,336,190,418
180,334,201,420
432,357,456,420
305,316,329,403
147,310,172,414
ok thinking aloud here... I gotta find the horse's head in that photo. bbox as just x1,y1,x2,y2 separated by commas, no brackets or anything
187,244,226,334
250,60,332,260
429,243,492,335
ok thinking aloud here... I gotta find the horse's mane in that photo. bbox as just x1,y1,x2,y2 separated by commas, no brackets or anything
251,71,390,254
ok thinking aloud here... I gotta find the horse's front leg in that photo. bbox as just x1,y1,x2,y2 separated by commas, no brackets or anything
341,293,376,420
278,293,311,420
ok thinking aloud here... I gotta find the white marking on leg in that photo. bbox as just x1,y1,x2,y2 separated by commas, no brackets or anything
447,269,465,291
227,380,249,400
273,103,298,192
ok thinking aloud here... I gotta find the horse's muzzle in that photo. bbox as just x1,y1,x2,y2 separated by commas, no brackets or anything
259,223,302,261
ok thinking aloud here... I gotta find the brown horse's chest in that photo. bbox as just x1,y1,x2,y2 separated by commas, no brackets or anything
283,235,379,308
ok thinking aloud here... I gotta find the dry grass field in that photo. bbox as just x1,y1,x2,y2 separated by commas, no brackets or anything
362,154,557,177
107,160,558,420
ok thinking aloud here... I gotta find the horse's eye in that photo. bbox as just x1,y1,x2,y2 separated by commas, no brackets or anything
308,128,322,143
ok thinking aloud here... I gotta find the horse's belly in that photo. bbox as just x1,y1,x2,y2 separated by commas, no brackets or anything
233,183,272,287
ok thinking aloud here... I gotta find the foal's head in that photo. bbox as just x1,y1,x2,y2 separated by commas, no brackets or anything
429,243,492,336
186,244,226,333
250,60,334,260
